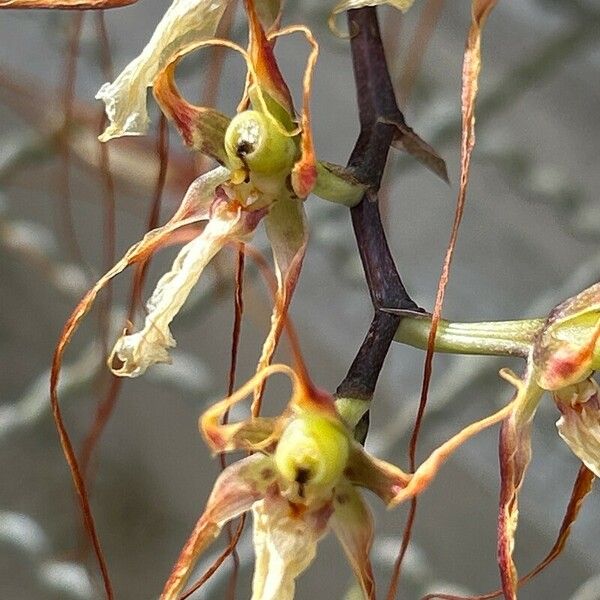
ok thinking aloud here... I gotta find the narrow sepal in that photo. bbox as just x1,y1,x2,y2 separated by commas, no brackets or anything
245,0,295,118
497,414,533,600
252,198,308,413
346,444,410,505
330,483,376,600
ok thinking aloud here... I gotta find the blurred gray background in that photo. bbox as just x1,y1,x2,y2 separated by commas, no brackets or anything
1,1,600,598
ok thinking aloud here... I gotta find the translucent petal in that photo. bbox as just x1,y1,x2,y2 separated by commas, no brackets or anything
110,201,264,377
330,0,415,17
96,0,230,141
251,493,332,600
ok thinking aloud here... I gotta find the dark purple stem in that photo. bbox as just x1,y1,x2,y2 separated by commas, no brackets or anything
336,8,420,442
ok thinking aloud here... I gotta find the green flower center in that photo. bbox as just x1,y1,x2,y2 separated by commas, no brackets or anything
224,110,296,176
274,413,350,495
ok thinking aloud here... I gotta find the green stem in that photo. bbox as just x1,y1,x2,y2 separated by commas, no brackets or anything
394,314,545,358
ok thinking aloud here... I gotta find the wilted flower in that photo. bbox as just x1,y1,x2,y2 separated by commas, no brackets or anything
390,283,600,600
156,348,526,600
485,283,600,600
101,0,317,380
159,362,413,600
52,0,368,394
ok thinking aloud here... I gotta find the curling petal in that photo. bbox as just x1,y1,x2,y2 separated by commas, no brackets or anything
160,454,276,600
330,483,376,600
96,0,230,141
556,379,600,477
110,199,264,377
153,59,231,162
201,363,297,452
497,414,533,600
252,197,308,413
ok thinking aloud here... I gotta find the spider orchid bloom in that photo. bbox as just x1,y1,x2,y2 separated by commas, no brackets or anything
159,354,518,600
159,363,412,600
492,282,600,600
51,0,362,386
76,0,366,383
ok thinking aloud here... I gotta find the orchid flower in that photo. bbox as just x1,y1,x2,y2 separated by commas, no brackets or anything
394,283,600,599
52,0,370,396
157,342,532,600
493,282,600,600
158,361,411,600
101,0,317,383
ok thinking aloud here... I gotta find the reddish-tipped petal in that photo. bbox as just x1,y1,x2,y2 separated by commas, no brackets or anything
153,60,230,163
161,454,276,600
285,24,319,198
245,0,295,118
330,483,376,600
252,197,308,414
497,414,533,600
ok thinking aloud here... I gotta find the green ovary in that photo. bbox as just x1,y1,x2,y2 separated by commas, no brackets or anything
275,413,350,490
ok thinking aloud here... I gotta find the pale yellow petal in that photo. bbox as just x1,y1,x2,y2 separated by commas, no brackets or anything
251,496,330,600
110,202,262,377
96,0,230,141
